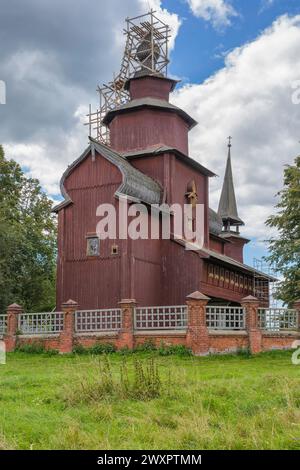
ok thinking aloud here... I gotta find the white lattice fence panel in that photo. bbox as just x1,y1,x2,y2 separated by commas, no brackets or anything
75,309,122,332
0,315,7,334
258,308,298,331
18,312,64,334
206,306,245,330
134,306,187,330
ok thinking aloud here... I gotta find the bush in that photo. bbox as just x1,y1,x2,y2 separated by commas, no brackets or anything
117,346,132,356
89,343,116,355
72,343,116,355
236,348,252,358
157,343,192,357
15,343,59,355
134,339,157,352
44,348,59,356
72,344,88,355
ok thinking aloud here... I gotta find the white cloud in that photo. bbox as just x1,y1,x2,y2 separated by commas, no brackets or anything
260,0,275,10
1,0,180,197
187,0,237,28
4,112,87,197
171,15,300,241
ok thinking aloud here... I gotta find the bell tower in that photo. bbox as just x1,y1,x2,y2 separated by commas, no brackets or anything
86,10,196,155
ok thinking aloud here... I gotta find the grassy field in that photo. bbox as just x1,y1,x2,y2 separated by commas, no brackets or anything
0,350,299,450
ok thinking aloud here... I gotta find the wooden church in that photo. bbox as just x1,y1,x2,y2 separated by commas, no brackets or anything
53,12,273,309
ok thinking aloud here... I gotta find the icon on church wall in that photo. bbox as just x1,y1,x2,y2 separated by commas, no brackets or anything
86,237,100,257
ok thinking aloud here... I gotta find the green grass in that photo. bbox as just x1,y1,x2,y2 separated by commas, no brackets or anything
0,350,299,450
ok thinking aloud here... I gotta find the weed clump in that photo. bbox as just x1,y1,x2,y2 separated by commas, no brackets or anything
72,343,116,355
69,356,162,403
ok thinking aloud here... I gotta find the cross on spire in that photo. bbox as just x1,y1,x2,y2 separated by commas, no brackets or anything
228,136,232,148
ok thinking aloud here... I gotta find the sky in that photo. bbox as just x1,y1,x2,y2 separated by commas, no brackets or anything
1,0,300,267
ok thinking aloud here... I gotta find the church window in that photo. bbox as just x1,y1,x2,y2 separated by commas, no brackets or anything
111,244,119,255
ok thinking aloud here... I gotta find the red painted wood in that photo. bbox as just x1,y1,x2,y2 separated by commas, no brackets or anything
109,109,189,155
128,76,174,101
56,75,268,309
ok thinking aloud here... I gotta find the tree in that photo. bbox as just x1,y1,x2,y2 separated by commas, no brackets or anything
0,145,57,313
266,156,300,306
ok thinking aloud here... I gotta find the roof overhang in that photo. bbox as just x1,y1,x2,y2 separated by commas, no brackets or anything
103,97,197,129
122,145,216,177
124,74,180,92
202,247,278,281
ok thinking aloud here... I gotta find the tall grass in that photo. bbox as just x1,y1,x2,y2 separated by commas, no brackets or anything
1,351,300,449
68,356,162,403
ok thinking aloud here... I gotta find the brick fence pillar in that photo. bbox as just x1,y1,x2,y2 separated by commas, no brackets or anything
242,295,262,354
186,291,210,356
293,300,300,331
59,299,78,353
4,303,23,352
117,299,136,350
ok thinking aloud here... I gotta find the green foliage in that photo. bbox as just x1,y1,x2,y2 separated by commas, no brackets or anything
89,343,116,355
265,156,300,305
70,356,162,403
72,343,116,355
1,351,299,449
15,342,59,355
0,145,57,313
72,341,192,357
15,342,46,354
236,348,252,358
134,339,157,352
131,357,161,400
72,344,87,355
116,346,132,355
157,342,192,357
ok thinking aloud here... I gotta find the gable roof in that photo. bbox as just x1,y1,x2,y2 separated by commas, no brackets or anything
52,137,162,212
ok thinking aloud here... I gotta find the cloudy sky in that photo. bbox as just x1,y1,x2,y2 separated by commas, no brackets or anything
1,0,300,266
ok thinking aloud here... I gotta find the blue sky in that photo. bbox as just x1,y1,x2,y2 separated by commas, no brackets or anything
165,0,300,85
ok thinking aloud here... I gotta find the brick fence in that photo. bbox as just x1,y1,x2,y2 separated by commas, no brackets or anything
1,294,300,356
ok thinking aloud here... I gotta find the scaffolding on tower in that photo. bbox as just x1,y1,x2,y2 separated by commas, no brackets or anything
85,10,171,145
253,258,279,307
